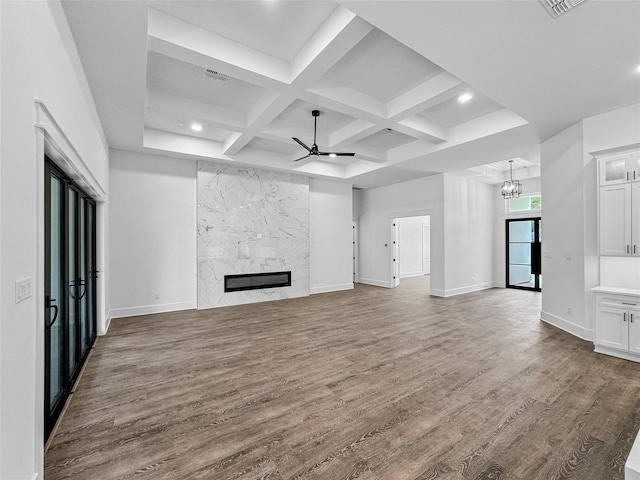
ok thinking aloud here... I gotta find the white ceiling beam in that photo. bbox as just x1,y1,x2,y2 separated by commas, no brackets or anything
290,7,373,85
328,119,378,149
306,78,386,119
396,116,448,144
146,89,246,130
224,92,296,155
387,72,464,120
143,127,232,161
148,8,289,84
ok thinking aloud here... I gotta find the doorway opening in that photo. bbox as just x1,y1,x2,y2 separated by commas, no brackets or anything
506,217,542,291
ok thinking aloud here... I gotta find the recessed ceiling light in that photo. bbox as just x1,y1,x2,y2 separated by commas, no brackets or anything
191,123,203,132
635,64,640,74
458,93,473,103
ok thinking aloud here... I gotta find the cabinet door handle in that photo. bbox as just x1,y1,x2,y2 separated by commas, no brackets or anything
624,313,627,322
631,313,634,323
628,171,630,181
635,245,637,254
628,245,631,254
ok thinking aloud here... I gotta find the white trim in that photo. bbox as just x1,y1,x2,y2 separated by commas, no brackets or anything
540,310,593,341
30,474,39,480
594,345,640,363
110,301,197,319
310,283,354,295
100,315,112,336
35,101,106,200
589,143,640,159
359,277,391,288
400,271,425,279
431,282,496,298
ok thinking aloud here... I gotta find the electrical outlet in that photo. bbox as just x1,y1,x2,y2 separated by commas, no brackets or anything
15,277,32,303
568,306,572,315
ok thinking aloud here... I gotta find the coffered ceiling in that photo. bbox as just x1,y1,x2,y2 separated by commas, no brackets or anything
61,0,640,189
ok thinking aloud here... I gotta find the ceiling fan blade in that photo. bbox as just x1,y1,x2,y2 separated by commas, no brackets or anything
292,137,312,152
293,153,312,163
317,151,356,157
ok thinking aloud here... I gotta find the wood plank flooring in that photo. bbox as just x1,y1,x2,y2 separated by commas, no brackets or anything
45,277,640,480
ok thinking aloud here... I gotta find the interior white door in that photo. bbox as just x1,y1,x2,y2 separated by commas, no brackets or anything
422,224,431,274
392,220,399,287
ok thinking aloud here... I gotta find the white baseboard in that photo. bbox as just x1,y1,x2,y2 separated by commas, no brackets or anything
110,301,197,319
98,315,112,336
400,271,425,279
431,282,495,298
594,345,640,363
540,310,593,341
359,277,391,288
310,283,354,295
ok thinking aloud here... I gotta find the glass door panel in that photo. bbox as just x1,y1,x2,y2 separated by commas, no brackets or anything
506,218,541,291
45,168,65,420
67,188,79,378
79,198,89,355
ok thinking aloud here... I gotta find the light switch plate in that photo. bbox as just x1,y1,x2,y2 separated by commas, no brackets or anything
15,277,32,303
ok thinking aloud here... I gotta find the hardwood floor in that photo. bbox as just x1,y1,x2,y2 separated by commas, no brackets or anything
45,277,640,480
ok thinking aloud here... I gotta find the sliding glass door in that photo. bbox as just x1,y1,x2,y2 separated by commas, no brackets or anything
506,218,542,291
45,159,97,440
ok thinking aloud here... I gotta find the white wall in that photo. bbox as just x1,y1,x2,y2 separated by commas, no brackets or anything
441,174,495,296
584,104,640,291
109,150,197,318
540,122,588,338
310,179,354,293
357,173,495,296
0,2,109,479
398,216,429,278
541,103,640,341
493,177,541,288
358,175,444,291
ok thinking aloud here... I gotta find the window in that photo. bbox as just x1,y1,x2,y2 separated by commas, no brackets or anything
507,194,541,213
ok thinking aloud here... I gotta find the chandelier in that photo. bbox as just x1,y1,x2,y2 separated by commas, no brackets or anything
501,160,522,199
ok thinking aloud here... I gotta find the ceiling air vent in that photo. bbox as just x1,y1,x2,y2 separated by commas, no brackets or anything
204,69,230,82
540,0,586,18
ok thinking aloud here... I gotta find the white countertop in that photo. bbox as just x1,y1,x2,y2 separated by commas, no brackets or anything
627,430,640,480
592,286,640,297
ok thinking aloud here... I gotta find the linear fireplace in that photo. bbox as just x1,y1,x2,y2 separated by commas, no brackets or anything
224,271,292,293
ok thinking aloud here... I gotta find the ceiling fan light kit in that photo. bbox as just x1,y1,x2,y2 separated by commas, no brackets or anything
292,110,356,163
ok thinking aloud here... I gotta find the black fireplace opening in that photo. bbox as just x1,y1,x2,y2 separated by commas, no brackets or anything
224,271,292,293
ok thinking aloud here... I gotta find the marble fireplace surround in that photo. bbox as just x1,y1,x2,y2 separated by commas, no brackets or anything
197,161,310,308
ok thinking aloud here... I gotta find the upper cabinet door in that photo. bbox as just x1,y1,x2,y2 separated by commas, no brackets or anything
632,182,640,256
600,183,632,256
631,151,640,183
600,153,631,186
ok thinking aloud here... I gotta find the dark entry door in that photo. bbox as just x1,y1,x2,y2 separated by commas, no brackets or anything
506,218,542,291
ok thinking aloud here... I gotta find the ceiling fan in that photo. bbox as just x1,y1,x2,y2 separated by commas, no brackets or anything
292,110,356,163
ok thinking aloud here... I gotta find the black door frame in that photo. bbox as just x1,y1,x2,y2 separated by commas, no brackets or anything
44,158,97,440
505,217,542,292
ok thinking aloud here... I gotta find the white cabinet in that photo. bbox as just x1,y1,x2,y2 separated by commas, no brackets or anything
594,291,640,361
599,151,640,186
598,151,640,256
